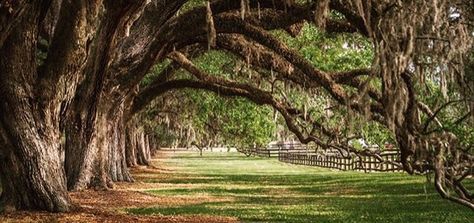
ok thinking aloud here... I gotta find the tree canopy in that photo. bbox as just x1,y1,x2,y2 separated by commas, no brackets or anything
0,0,473,212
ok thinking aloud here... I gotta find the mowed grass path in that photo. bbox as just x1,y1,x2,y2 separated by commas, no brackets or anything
128,150,474,222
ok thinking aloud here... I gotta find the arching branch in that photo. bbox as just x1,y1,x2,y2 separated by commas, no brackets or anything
117,0,364,92
133,51,379,157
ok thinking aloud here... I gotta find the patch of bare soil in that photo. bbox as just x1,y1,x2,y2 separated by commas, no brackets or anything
71,189,233,208
0,152,238,223
0,209,238,223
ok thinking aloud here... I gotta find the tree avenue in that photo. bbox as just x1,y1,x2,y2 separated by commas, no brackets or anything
0,0,473,212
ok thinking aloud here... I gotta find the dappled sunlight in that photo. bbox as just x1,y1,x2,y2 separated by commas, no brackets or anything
125,151,474,222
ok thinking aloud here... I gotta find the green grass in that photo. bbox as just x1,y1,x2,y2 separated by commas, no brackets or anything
127,151,474,222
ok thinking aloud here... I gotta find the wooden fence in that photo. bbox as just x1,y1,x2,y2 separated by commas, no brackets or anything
247,142,316,158
278,149,403,172
241,142,403,172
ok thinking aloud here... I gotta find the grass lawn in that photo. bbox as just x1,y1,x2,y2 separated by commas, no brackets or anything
128,151,474,222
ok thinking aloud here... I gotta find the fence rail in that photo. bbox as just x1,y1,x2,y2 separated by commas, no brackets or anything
240,142,403,172
278,150,403,172
247,142,316,158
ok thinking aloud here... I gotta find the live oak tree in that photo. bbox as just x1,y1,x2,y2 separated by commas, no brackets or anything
0,0,103,211
131,0,474,210
0,0,180,211
0,0,473,212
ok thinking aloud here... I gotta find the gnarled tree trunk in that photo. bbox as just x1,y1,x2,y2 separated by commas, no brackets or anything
65,98,137,190
107,103,133,183
0,116,71,212
63,0,151,191
0,0,97,211
65,112,112,191
125,125,139,167
125,122,151,166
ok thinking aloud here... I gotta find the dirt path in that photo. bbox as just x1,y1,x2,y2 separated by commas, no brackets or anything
0,151,239,223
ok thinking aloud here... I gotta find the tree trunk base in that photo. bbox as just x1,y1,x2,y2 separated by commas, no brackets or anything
0,186,74,213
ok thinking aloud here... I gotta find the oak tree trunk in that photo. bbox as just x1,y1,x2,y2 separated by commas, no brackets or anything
0,4,71,211
0,119,72,212
107,104,133,182
65,113,112,191
126,126,139,167
63,0,146,190
125,123,151,166
136,130,150,165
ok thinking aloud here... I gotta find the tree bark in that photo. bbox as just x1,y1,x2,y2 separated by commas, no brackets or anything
66,86,143,189
145,134,152,160
0,0,29,48
107,104,133,183
0,3,73,212
126,125,139,167
124,121,152,166
0,0,95,211
136,129,150,165
65,95,142,189
63,0,151,190
0,118,72,212
65,112,112,191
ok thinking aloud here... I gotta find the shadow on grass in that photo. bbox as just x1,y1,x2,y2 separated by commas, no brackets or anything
128,193,473,223
130,152,474,223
